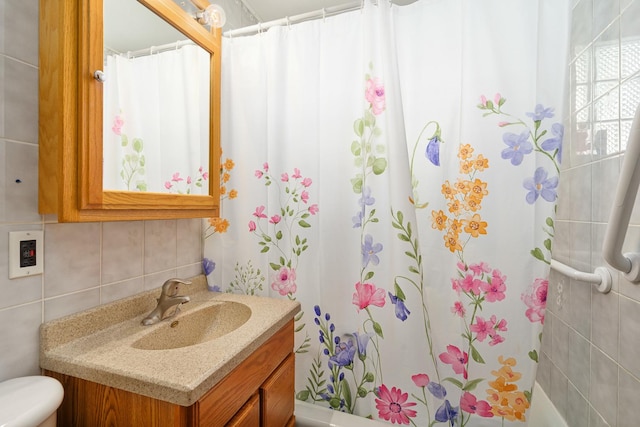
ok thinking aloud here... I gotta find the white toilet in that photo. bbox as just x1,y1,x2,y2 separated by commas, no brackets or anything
0,376,64,427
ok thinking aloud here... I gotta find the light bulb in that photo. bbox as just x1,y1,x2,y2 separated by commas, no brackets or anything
200,4,226,28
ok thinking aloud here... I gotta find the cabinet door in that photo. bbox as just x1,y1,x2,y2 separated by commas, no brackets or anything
261,353,295,427
226,393,260,427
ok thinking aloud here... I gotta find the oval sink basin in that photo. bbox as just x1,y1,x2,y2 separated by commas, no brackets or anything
132,302,251,350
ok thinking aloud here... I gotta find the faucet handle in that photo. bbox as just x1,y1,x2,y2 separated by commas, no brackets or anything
162,278,192,297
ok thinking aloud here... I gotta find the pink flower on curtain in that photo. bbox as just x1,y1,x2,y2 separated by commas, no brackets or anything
460,392,494,417
411,373,430,388
271,267,297,296
111,115,124,135
352,282,386,311
521,278,548,323
374,384,417,425
253,205,268,219
439,345,468,379
365,78,386,115
248,221,256,232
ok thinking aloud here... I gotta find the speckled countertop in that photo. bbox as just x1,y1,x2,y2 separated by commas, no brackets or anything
40,275,300,406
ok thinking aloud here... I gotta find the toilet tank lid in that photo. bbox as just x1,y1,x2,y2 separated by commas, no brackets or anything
0,376,63,426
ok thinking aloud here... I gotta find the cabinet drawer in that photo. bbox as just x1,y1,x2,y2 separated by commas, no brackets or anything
261,353,295,427
226,393,260,427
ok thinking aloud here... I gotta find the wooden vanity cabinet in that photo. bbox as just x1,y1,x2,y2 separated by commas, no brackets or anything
45,320,296,427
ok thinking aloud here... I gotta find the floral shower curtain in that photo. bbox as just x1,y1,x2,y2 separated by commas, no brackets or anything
204,0,570,425
103,45,210,194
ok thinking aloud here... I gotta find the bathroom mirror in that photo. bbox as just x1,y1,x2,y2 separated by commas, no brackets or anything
102,0,211,195
38,0,221,222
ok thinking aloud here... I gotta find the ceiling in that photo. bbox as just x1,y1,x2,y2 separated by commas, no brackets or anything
241,0,416,23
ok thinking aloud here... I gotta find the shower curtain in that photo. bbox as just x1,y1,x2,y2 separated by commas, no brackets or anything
204,0,570,425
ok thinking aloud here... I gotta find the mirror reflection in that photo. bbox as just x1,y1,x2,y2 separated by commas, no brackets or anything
102,0,211,195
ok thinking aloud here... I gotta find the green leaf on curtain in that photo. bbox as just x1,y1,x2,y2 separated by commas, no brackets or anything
270,262,280,270
462,378,484,391
351,177,363,193
546,217,554,227
394,282,406,300
295,311,304,321
280,256,286,265
121,135,128,147
132,138,143,152
261,247,270,253
357,387,367,398
524,390,532,402
396,210,404,224
409,266,419,275
354,120,364,137
544,238,552,251
299,220,311,228
404,251,417,260
470,344,485,364
263,235,272,242
397,233,410,242
443,377,463,389
276,231,283,240
364,271,375,281
342,379,353,409
531,247,545,261
372,158,387,175
528,350,539,362
373,321,384,338
296,390,310,401
295,323,305,333
329,397,341,409
364,109,375,127
295,235,301,245
351,140,362,156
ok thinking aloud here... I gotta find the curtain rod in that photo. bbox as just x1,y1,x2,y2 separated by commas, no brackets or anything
105,39,194,59
224,1,380,38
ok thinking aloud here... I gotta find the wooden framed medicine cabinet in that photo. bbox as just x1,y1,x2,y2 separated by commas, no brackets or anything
39,0,221,222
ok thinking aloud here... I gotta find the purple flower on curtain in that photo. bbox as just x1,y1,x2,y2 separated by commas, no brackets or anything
541,122,564,164
362,234,383,267
359,186,376,207
426,135,441,166
525,104,555,121
501,131,533,166
427,382,447,399
523,167,558,204
329,339,356,368
352,210,364,228
388,292,410,321
435,400,459,425
353,332,372,359
202,258,215,276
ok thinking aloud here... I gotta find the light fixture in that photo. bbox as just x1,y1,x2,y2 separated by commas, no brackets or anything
196,4,226,28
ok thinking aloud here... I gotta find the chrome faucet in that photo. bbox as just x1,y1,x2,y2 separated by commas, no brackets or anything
141,278,192,326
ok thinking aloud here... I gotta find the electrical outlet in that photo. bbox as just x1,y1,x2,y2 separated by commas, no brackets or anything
9,231,44,279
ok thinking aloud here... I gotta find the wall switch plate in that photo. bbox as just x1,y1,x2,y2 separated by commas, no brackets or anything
9,231,44,279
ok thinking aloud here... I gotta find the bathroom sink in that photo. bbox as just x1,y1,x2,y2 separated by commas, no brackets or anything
131,301,252,350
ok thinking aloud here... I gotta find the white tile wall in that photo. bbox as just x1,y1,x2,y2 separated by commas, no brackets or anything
539,0,640,426
0,0,204,381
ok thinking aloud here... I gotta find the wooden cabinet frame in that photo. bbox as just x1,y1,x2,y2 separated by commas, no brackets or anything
39,0,221,222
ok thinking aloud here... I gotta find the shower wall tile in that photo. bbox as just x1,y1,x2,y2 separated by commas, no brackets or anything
177,218,203,265
567,329,591,397
566,384,589,427
44,289,100,322
591,288,619,359
0,302,41,378
0,57,38,144
0,0,39,66
3,141,40,223
568,278,592,337
101,277,145,305
144,220,178,274
589,345,618,425
619,296,640,379
550,364,569,420
543,1,640,425
102,221,144,284
44,222,101,298
618,368,640,426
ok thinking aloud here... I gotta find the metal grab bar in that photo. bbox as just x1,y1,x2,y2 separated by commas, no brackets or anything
550,103,640,294
602,103,640,282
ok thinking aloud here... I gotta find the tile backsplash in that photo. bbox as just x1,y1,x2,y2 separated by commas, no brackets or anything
538,0,640,426
0,0,203,380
